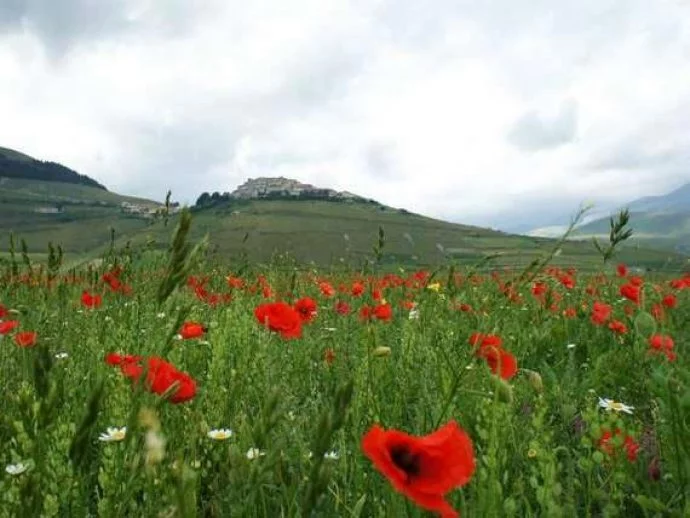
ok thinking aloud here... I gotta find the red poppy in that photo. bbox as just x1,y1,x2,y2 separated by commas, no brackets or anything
563,307,577,319
591,301,612,325
559,275,575,290
351,281,365,297
81,291,102,309
373,303,393,321
662,294,677,308
362,421,475,518
0,320,20,335
105,353,143,366
294,297,318,323
0,304,7,319
651,303,665,322
648,334,676,361
318,281,335,297
531,282,547,298
598,429,639,462
226,275,245,289
14,331,37,348
616,264,628,277
475,344,517,380
335,301,351,315
254,302,302,339
119,356,197,404
179,321,206,339
620,284,641,305
629,276,644,287
608,320,628,335
359,305,373,321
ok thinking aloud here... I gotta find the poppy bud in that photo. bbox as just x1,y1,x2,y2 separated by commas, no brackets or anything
372,346,391,357
522,369,544,393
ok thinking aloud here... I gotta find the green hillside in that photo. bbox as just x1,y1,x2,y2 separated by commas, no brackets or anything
0,147,162,255
109,199,686,270
575,211,690,254
1,145,686,269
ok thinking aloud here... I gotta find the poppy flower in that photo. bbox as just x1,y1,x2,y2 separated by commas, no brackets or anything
616,264,628,277
475,344,517,380
226,275,245,289
14,331,37,348
179,321,207,339
362,421,475,518
598,429,639,462
105,353,143,366
334,301,351,315
662,294,677,309
254,302,302,339
81,291,102,309
351,281,365,297
373,303,393,321
620,284,641,305
531,282,547,298
0,304,7,319
648,334,676,361
318,281,335,297
563,307,577,319
608,320,627,335
0,320,20,335
115,355,197,404
591,301,612,325
294,297,318,323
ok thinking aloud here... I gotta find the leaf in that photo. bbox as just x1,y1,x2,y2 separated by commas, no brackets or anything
350,494,367,518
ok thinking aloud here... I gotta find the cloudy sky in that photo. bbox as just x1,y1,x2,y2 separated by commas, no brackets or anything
1,0,690,231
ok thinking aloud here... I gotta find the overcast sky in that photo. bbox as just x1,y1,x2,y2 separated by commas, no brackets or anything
1,0,690,230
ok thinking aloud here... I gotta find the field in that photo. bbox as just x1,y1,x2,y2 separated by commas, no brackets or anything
1,212,689,517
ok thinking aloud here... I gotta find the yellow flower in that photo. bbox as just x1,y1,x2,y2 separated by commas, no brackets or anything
427,282,441,292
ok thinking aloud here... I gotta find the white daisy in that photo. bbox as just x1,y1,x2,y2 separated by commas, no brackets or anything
5,462,29,476
55,352,69,359
99,426,127,442
156,312,166,319
246,447,265,460
207,429,233,441
566,343,576,349
323,327,337,332
598,398,634,415
408,308,420,320
308,450,339,460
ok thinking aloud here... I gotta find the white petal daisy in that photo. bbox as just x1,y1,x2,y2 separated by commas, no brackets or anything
5,462,29,476
598,398,634,414
246,447,265,460
99,426,127,442
207,428,233,440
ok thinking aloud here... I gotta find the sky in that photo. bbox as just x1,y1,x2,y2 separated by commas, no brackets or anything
1,0,690,231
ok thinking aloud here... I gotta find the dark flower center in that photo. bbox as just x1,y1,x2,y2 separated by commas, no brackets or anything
390,446,420,477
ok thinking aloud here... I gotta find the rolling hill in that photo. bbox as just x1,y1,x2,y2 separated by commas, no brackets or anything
0,146,685,270
574,182,690,253
0,146,163,256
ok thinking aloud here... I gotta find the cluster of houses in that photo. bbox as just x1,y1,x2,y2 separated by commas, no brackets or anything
230,177,360,201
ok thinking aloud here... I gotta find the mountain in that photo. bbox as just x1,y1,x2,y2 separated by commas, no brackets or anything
574,182,690,253
0,146,164,257
107,178,681,269
0,151,683,269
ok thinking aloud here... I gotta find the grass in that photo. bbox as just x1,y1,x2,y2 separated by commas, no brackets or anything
0,213,688,516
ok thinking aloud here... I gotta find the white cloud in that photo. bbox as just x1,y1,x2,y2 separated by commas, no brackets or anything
1,0,690,230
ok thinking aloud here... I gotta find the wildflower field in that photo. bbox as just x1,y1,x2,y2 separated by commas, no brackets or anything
1,212,689,517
